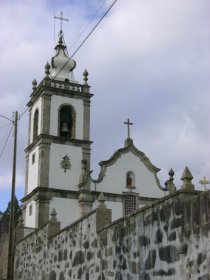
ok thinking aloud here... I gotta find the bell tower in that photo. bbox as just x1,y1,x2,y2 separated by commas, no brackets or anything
22,31,93,228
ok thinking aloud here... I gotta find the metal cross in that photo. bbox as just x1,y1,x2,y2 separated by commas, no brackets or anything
54,11,69,32
124,118,133,138
199,176,210,191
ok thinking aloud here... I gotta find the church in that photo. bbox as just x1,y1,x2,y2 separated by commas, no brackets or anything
22,29,169,230
6,26,210,280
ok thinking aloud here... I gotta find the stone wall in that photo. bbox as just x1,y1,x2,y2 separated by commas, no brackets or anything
0,234,9,280
14,190,210,280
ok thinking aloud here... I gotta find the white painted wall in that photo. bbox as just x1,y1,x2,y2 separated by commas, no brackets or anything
50,197,80,228
25,201,36,228
91,152,164,199
50,95,83,139
49,143,82,190
29,98,42,144
27,146,39,193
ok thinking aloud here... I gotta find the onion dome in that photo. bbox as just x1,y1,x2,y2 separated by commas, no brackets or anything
50,32,76,82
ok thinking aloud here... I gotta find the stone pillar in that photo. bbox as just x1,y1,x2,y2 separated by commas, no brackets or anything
83,99,91,141
96,193,112,231
48,209,61,239
78,190,93,218
25,153,29,195
21,204,27,227
38,142,50,188
181,166,194,191
16,216,24,243
41,92,51,135
28,108,32,145
35,192,51,227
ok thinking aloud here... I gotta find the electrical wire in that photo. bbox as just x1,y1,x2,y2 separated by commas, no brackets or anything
0,124,13,160
19,108,28,119
69,0,106,46
70,0,107,51
52,0,118,81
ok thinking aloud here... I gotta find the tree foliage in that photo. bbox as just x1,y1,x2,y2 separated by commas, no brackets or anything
1,196,22,233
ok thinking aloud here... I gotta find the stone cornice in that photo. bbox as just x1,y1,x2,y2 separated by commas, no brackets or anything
21,187,79,203
25,134,92,153
28,78,93,107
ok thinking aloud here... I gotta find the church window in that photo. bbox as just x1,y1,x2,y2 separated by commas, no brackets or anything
126,171,135,188
33,109,39,140
59,105,75,138
29,204,33,216
123,194,137,216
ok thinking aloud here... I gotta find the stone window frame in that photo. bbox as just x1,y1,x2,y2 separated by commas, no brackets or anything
126,171,136,189
58,104,76,138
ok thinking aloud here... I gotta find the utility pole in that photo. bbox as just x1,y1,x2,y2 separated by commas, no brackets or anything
7,111,18,280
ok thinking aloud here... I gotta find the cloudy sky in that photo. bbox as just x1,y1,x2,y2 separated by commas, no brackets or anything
0,0,209,211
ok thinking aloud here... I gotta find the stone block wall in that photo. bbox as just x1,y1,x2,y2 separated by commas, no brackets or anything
14,190,210,280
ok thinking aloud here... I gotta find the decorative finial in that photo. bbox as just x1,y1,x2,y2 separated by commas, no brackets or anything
181,166,194,191
199,176,210,191
50,208,58,223
98,192,106,209
45,62,50,78
164,168,176,194
32,79,37,90
83,69,89,85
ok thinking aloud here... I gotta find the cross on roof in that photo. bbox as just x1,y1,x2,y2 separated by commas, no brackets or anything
54,11,69,33
124,118,133,139
199,176,210,191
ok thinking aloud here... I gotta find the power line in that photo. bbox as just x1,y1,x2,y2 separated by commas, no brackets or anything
70,0,117,59
19,107,28,119
0,124,13,160
52,0,118,81
70,0,107,51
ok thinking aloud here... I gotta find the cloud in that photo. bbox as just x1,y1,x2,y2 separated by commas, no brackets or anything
0,0,209,210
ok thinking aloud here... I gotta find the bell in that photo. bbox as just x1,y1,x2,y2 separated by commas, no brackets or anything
61,122,70,134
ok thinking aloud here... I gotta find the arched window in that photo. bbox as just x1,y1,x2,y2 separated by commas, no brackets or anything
126,171,135,188
59,105,75,138
33,109,39,140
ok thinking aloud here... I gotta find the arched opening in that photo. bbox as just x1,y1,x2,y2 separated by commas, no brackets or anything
59,105,75,138
33,109,39,140
126,171,135,188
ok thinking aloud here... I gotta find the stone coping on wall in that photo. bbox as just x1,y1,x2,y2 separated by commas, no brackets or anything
19,188,202,243
97,189,202,232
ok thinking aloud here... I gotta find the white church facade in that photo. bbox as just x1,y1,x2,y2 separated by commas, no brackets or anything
22,31,169,230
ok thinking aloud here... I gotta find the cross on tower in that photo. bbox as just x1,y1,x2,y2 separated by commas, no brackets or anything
54,11,69,33
199,176,210,191
124,118,133,139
